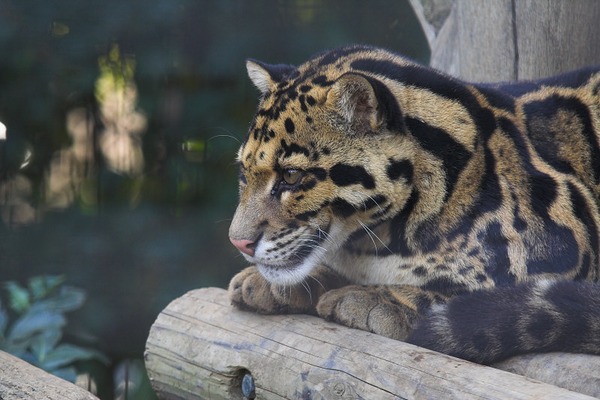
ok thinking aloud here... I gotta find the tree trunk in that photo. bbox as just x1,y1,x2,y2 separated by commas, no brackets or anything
410,0,600,81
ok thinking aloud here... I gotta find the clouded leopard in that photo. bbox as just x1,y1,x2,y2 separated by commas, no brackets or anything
228,45,600,364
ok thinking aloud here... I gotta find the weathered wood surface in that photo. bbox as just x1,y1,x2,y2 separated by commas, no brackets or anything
0,350,99,400
145,287,600,400
409,0,600,81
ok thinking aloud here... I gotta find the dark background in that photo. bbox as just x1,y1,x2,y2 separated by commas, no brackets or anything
0,0,428,395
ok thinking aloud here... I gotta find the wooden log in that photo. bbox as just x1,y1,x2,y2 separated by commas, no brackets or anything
0,350,99,400
144,287,599,400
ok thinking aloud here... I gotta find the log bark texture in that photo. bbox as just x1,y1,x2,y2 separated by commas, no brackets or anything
144,288,600,400
409,0,600,81
0,350,99,400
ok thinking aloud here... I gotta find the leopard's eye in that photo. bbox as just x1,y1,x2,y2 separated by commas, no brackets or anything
282,169,303,185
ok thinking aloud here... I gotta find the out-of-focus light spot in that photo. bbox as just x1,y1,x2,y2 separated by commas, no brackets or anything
45,108,95,210
51,21,70,37
182,139,205,162
20,147,32,169
95,44,146,176
0,121,6,140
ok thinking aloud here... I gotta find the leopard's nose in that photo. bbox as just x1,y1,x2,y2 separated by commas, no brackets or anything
230,238,256,256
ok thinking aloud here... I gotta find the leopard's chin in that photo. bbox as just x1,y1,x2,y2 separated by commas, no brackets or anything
256,247,326,285
256,262,311,285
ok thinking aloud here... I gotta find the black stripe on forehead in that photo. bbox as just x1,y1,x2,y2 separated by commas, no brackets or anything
280,139,310,159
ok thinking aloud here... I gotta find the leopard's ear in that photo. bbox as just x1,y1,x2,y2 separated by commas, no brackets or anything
246,59,297,95
327,73,404,134
326,73,381,133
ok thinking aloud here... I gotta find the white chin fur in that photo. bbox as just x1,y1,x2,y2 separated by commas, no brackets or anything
257,246,326,285
254,222,345,286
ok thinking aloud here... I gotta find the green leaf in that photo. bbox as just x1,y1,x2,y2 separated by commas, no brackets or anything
28,275,66,301
8,310,66,343
4,281,30,313
41,343,110,370
30,328,62,362
29,286,86,314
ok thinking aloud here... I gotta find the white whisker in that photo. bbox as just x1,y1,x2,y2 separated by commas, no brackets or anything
307,274,326,291
207,127,242,145
300,280,313,303
359,221,392,254
359,221,379,256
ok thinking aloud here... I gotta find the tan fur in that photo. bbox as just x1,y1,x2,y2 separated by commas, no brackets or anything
228,45,600,363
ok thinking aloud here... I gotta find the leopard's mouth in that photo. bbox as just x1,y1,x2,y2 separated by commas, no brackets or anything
254,243,327,285
248,222,339,285
255,242,317,270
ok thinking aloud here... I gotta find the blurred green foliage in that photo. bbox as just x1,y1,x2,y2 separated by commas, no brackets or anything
0,1,428,398
0,275,109,382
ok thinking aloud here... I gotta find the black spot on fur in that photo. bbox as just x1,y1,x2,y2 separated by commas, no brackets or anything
386,159,413,183
287,221,299,230
330,163,375,189
307,167,327,181
330,198,356,217
526,310,556,344
316,45,368,67
298,178,317,191
258,106,281,121
281,139,310,158
312,75,335,87
363,194,387,210
284,118,295,134
298,95,308,112
295,209,319,221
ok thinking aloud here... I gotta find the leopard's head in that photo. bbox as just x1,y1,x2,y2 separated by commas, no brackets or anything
229,54,415,284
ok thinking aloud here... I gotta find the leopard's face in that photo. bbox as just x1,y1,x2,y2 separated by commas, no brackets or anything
229,60,415,284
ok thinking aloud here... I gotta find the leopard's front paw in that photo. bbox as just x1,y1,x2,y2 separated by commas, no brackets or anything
228,266,319,314
228,266,281,313
316,285,419,340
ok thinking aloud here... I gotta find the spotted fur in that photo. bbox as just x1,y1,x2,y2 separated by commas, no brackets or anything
228,45,600,364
